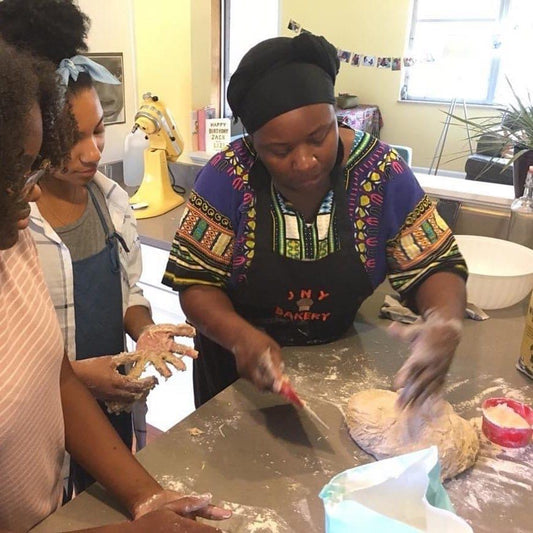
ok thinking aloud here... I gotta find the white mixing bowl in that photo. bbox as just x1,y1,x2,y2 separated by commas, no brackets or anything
455,235,533,310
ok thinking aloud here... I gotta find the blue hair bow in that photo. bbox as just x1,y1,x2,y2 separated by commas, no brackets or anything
57,55,121,86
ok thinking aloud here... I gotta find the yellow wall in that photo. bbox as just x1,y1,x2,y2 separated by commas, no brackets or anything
133,0,193,152
191,0,214,110
280,0,484,171
133,0,494,170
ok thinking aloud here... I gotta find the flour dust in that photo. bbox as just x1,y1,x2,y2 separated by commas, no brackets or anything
445,417,532,533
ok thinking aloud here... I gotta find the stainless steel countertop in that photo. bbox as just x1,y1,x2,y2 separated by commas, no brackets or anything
135,206,185,251
34,287,532,533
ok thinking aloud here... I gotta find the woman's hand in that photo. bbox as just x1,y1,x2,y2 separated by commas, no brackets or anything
126,509,225,532
132,491,231,522
232,329,285,392
72,356,157,403
389,310,463,409
179,285,284,391
93,508,225,532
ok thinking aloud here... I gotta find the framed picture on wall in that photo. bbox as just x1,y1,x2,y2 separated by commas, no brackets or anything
86,52,125,125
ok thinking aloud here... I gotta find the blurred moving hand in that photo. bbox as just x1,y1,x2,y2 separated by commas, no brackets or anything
389,310,462,409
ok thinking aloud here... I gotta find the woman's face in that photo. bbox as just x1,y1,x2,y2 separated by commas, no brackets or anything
0,102,43,250
252,103,339,193
51,87,105,185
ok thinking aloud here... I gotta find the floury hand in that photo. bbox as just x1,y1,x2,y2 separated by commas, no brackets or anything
232,330,285,392
389,310,462,410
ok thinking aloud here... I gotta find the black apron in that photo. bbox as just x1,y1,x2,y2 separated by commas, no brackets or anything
68,185,132,496
193,159,373,407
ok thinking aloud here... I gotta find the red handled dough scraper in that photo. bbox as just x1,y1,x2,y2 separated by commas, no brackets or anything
279,380,330,430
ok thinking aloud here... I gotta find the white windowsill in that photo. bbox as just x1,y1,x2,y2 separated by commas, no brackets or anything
396,99,501,110
180,154,514,209
415,172,514,208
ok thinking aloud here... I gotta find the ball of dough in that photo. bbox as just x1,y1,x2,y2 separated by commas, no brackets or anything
345,389,479,480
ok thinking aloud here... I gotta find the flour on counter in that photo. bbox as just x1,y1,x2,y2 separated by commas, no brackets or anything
292,498,318,532
157,476,313,531
445,417,532,533
202,412,243,436
218,501,292,532
440,376,531,532
444,378,471,394
289,347,390,408
156,474,193,494
178,410,244,453
452,377,530,415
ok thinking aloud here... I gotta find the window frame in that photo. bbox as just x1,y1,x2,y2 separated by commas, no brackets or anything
221,0,230,118
402,0,512,106
219,0,280,131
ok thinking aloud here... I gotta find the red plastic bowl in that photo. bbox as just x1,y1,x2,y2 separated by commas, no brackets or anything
481,397,533,448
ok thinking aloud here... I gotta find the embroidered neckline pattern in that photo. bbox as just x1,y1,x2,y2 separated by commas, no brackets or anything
270,184,338,260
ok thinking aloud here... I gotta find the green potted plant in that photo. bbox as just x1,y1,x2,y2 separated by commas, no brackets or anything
449,82,533,198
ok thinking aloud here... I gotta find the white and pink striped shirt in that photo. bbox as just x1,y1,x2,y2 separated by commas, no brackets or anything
0,229,65,532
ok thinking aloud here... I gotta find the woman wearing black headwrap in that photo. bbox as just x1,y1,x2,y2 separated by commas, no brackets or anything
164,34,467,409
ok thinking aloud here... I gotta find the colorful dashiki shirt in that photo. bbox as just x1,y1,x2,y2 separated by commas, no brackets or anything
163,130,467,297
272,186,338,261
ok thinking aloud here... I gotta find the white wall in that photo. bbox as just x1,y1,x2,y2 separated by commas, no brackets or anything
78,0,138,164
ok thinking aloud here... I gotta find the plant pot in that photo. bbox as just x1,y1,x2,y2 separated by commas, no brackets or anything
513,146,533,198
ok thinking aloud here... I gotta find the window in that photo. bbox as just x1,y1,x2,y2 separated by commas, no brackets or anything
221,0,279,120
402,0,533,105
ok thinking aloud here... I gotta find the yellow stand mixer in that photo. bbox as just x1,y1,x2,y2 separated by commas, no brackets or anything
128,92,185,219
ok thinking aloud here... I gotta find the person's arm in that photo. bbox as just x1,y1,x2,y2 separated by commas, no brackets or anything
124,304,154,342
413,270,466,321
119,192,154,342
180,285,284,390
0,500,225,533
69,304,157,405
61,352,165,511
390,271,466,409
121,198,196,362
60,353,230,523
379,154,468,409
68,502,226,532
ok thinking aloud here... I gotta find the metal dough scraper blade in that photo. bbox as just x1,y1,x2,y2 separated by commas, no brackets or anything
279,380,330,430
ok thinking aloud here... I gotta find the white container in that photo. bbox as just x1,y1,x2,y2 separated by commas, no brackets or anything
123,128,149,187
455,235,533,310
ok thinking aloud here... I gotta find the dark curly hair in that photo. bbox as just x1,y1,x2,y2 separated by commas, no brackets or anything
0,0,90,64
0,39,76,241
0,0,93,94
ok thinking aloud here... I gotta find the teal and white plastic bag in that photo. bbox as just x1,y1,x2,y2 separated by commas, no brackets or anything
319,446,472,532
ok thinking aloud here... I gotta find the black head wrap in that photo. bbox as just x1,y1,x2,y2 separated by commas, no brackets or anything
227,33,340,133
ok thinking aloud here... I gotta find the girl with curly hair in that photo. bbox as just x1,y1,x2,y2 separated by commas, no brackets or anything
0,0,192,496
0,38,229,533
